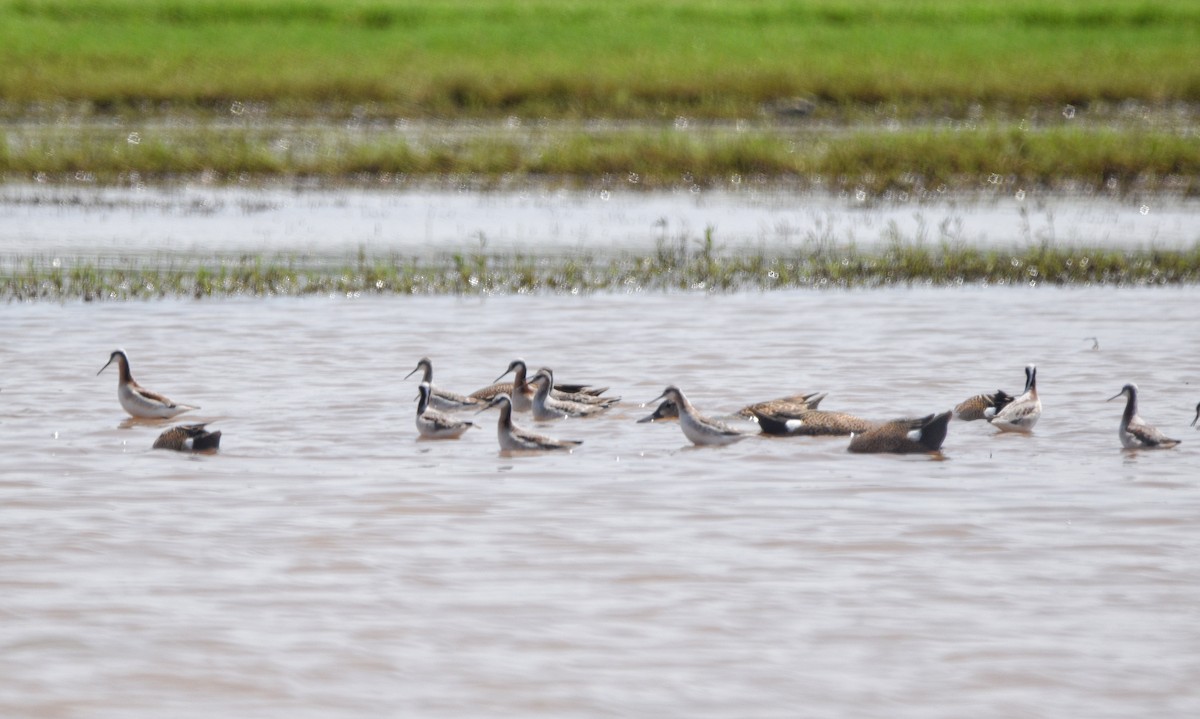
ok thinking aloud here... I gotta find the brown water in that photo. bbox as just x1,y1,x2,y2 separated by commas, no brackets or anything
2,287,1199,718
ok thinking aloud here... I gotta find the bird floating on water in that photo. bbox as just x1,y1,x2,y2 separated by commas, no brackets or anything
97,349,198,419
152,423,221,452
477,393,583,452
472,359,609,412
415,382,476,439
847,411,952,454
988,365,1041,433
1107,383,1180,449
638,391,826,424
751,407,875,437
404,357,481,411
527,368,618,420
646,386,748,446
953,389,1016,422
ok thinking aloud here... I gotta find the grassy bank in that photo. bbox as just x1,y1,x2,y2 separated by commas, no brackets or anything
4,124,1199,193
2,0,1199,120
6,240,1199,301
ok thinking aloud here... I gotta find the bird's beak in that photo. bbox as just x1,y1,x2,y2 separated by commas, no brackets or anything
1106,391,1123,402
97,358,114,376
403,366,420,380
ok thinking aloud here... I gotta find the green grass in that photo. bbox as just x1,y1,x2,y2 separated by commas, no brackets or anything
6,239,1200,301
4,124,1198,193
2,0,1199,119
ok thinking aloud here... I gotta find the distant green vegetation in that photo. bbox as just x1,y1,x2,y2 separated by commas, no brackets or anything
4,124,1198,193
6,239,1199,301
1,0,1198,119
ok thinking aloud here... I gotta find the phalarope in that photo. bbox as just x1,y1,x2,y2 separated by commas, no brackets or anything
847,411,952,454
404,357,481,411
472,359,611,411
953,389,1016,421
988,364,1041,433
415,382,476,439
751,407,875,437
152,423,221,452
97,349,198,419
526,368,618,420
1107,383,1180,449
637,391,826,424
476,393,583,452
646,386,748,446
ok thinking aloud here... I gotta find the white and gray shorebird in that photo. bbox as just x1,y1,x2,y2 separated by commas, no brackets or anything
646,385,749,446
472,359,610,412
527,368,619,420
476,393,583,452
404,357,481,411
1107,383,1180,449
989,364,1041,433
414,382,476,439
97,349,198,419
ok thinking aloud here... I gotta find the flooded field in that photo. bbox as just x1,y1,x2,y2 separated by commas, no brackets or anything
2,287,1198,718
3,183,1197,258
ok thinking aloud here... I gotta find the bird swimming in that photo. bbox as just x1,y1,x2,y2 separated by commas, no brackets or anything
152,423,221,452
404,357,481,411
471,359,610,412
988,365,1041,433
847,411,952,454
637,391,825,424
953,389,1015,421
645,386,748,446
526,368,618,420
476,393,583,452
414,382,476,439
751,407,876,437
1107,383,1180,449
97,349,198,419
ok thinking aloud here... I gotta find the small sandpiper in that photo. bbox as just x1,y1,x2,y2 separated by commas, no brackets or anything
404,357,481,411
1107,383,1180,449
646,386,748,446
847,411,952,454
527,368,618,420
415,382,476,439
472,359,611,412
953,389,1016,421
476,393,583,452
988,364,1041,433
751,407,876,437
98,349,198,419
638,391,825,424
152,423,221,452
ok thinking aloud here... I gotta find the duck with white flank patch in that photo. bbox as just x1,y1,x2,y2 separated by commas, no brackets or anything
638,391,826,424
153,423,221,452
1107,384,1180,449
645,386,749,446
953,389,1016,421
477,394,583,452
527,368,618,420
414,382,476,439
403,357,481,411
988,364,1041,433
751,407,876,437
847,411,952,454
97,349,198,419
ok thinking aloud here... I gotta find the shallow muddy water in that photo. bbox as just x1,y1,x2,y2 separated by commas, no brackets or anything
2,183,1196,259
2,287,1198,718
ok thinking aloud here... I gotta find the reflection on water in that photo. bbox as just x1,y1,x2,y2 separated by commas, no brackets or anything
2,183,1196,258
1,288,1198,718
